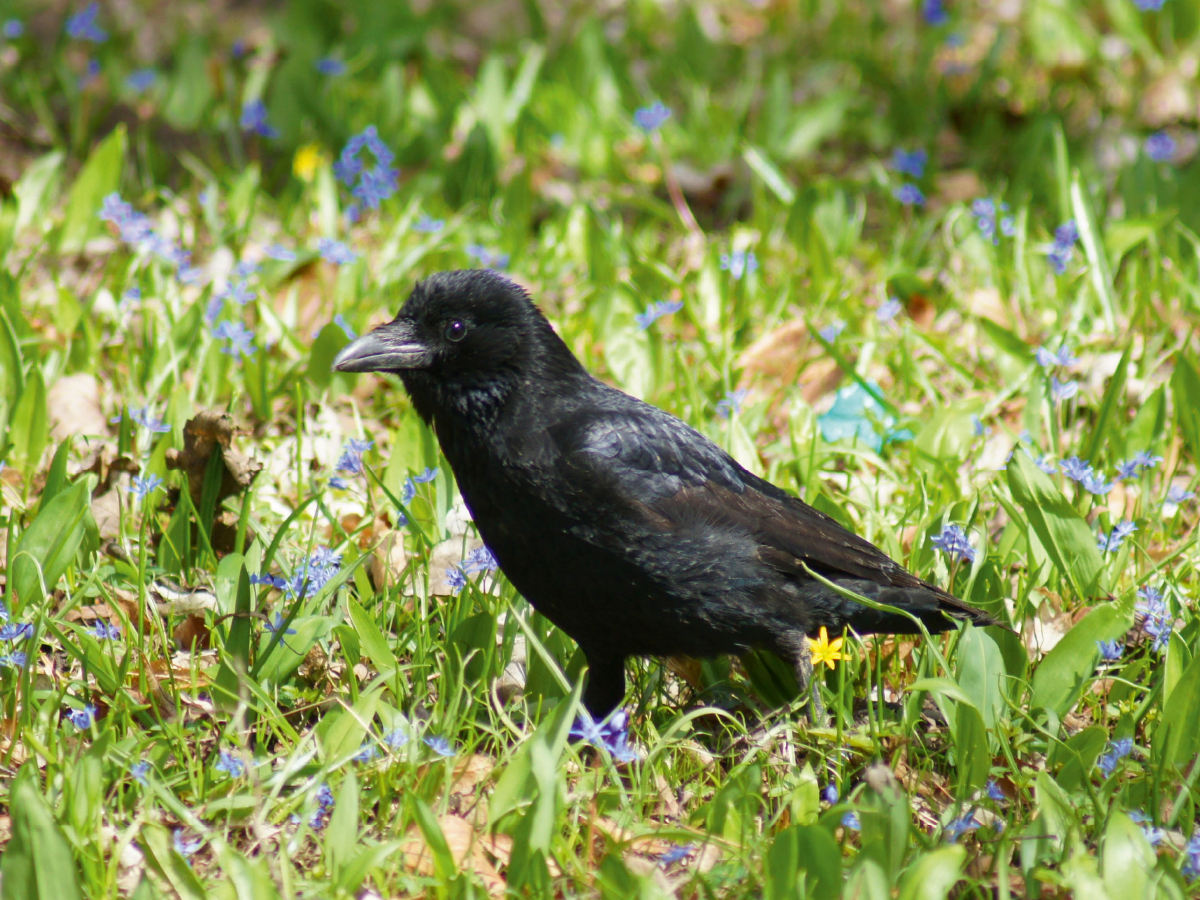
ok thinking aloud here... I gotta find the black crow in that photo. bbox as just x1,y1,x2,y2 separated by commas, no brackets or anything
334,269,995,719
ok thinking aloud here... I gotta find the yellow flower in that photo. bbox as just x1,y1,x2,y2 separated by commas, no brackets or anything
293,144,327,183
810,627,845,670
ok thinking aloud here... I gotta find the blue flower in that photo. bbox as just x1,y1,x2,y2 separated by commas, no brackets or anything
401,479,416,505
446,567,467,594
413,214,445,233
716,388,748,419
215,751,245,777
173,829,203,857
220,280,257,306
720,250,759,280
315,57,346,76
126,68,156,92
1098,519,1137,553
329,477,350,490
353,742,379,763
213,321,256,358
877,298,902,324
129,474,164,501
1032,454,1056,474
1132,451,1163,470
240,100,279,138
1050,377,1078,402
1047,220,1078,274
1136,590,1171,652
461,546,498,574
1097,738,1133,778
971,415,991,437
658,843,693,866
412,467,439,484
233,261,259,278
264,243,297,261
972,198,1012,244
2,19,23,39
931,524,976,563
984,780,1006,802
1144,131,1175,161
130,761,150,784
891,148,927,179
818,320,845,343
88,621,122,641
333,126,398,217
1166,485,1196,505
635,299,683,330
336,444,366,475
79,58,101,89
894,184,925,206
348,438,374,454
922,0,949,25
634,102,671,132
110,405,170,433
317,238,357,265
264,613,297,637
1055,221,1080,246
822,783,839,804
944,811,978,842
1096,639,1124,661
0,622,33,642
1035,344,1077,368
65,2,107,42
466,244,510,270
67,703,97,730
249,573,285,589
0,652,27,669
310,547,342,569
569,708,637,762
1182,831,1200,878
1081,471,1116,495
1060,457,1093,483
422,735,456,757
383,728,409,751
1115,459,1141,480
841,811,861,830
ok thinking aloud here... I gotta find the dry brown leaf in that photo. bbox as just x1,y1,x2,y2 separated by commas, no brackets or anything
164,409,262,509
450,754,494,796
737,319,807,385
47,373,108,440
399,815,506,897
934,169,986,205
369,528,410,591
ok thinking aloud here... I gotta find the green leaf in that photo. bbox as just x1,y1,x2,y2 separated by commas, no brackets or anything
139,822,208,900
1030,604,1128,719
765,824,842,900
212,843,282,900
306,323,350,392
1007,450,1105,597
13,151,64,235
956,627,1007,731
9,367,48,470
1049,725,1107,792
9,478,92,611
59,125,127,252
896,844,966,900
1,765,84,900
1157,649,1200,768
954,704,990,796
412,797,455,880
1084,340,1131,463
347,598,398,676
1101,812,1155,900
213,566,253,712
326,772,360,877
743,144,796,204
1171,353,1200,459
1070,171,1116,330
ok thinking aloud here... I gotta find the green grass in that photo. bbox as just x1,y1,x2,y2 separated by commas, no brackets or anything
2,0,1200,897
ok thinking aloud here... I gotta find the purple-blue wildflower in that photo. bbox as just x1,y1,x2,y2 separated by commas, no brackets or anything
213,321,256,358
931,524,976,563
894,184,925,206
634,102,671,132
126,68,156,92
716,388,749,419
173,829,203,857
446,567,468,594
315,57,346,76
569,709,636,763
972,199,1014,244
1144,130,1175,161
658,844,693,866
240,99,279,138
333,126,398,217
88,621,122,641
1050,377,1078,402
1097,738,1134,778
922,0,949,25
891,149,927,179
1166,485,1196,505
0,652,27,669
1060,457,1093,483
818,320,846,343
1035,344,1077,368
1047,220,1079,275
1098,520,1136,552
65,2,107,42
466,244,510,270
67,704,97,730
79,58,101,89
413,214,445,233
877,298,902,324
841,811,861,830
130,761,150,784
944,811,979,842
264,613,297,637
1182,831,1200,878
1096,639,1124,661
0,622,33,642
264,243,297,261
423,735,455,757
822,783,839,804
635,299,683,330
317,238,357,265
971,415,991,437
1082,471,1116,495
2,19,23,39
220,280,256,306
720,250,759,279
984,780,1006,802
129,474,164,500
215,751,245,777
461,546,498,574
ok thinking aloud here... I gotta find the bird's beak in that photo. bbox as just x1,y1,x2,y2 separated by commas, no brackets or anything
332,320,430,373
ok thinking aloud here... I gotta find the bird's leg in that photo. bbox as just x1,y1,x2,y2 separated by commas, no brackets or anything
582,654,627,721
781,634,825,727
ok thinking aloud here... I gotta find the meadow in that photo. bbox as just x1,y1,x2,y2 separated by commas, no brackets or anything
1,0,1199,897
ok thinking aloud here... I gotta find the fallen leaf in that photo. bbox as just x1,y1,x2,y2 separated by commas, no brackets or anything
399,814,506,897
47,373,108,440
165,409,262,509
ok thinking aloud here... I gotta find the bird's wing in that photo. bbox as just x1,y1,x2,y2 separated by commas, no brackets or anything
553,403,987,623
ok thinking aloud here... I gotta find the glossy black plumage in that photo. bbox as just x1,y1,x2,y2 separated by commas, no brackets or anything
334,269,995,718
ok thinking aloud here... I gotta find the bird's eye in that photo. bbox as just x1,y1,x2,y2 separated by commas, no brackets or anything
444,319,468,342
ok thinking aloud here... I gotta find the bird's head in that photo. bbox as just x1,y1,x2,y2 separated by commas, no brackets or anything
333,269,584,423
